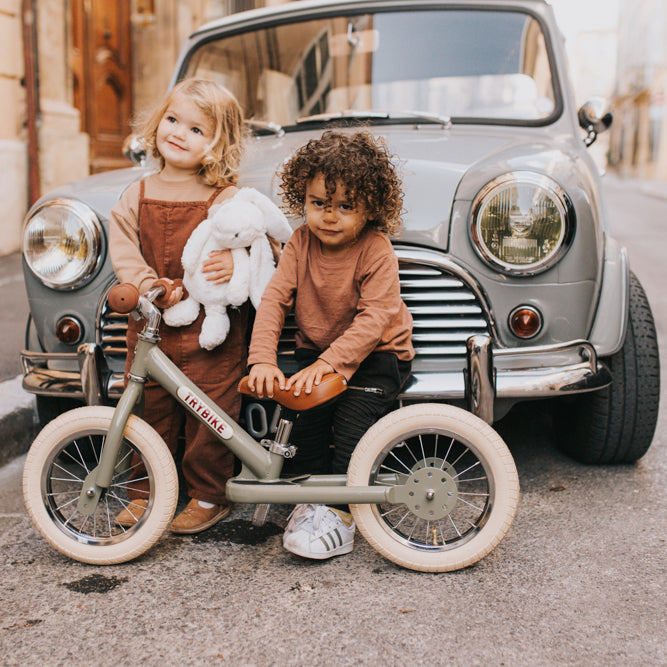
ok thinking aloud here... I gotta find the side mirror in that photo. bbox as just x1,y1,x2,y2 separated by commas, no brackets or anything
122,134,148,166
578,97,613,147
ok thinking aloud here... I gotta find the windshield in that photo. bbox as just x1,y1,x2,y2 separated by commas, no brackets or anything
184,8,557,127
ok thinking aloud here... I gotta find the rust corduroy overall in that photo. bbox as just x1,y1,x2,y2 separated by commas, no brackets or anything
124,180,249,505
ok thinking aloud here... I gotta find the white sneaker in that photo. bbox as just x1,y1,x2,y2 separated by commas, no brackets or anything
283,504,355,559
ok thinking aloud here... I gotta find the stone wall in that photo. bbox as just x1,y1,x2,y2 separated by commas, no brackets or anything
36,1,89,198
0,0,27,255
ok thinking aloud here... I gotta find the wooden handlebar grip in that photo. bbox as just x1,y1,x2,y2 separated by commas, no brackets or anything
108,283,140,314
152,278,179,308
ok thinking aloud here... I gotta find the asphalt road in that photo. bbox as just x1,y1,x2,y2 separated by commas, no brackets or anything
0,174,665,665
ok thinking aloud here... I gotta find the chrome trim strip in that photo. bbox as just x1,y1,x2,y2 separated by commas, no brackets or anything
20,338,611,404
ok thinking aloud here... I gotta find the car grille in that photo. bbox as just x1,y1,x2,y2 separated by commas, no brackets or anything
98,250,491,372
98,283,131,362
396,259,490,365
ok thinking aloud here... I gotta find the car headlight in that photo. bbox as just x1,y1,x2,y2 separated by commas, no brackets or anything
470,172,574,275
23,198,102,289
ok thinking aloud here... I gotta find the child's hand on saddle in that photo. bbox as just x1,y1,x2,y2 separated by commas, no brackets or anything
248,363,286,398
286,359,335,396
202,249,234,284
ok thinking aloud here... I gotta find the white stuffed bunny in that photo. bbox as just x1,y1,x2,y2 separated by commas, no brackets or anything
163,187,293,350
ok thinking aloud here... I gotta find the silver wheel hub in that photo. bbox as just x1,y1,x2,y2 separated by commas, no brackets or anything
395,466,459,520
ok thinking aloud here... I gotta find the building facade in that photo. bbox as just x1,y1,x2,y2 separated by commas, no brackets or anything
609,0,667,180
0,0,280,257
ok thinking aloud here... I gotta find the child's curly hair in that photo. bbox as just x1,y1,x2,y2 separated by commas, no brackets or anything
136,78,245,187
279,130,404,236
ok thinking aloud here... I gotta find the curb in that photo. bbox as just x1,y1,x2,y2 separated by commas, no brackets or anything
0,376,37,468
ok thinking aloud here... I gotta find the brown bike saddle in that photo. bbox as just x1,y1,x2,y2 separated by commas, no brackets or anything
238,373,347,411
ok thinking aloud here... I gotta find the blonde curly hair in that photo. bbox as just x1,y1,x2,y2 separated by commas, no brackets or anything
279,130,404,236
136,78,245,187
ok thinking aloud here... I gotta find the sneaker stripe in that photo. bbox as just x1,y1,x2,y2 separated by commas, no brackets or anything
317,530,344,551
319,535,333,551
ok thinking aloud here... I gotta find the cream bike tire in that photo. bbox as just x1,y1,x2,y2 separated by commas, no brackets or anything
23,406,178,565
348,403,519,572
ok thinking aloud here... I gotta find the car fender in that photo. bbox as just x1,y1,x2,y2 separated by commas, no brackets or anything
589,237,628,357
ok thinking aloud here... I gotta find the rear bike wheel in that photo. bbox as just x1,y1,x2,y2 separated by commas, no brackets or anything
23,406,178,565
348,403,519,572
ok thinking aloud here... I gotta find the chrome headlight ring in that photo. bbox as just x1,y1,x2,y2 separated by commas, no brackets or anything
22,198,103,290
470,172,575,276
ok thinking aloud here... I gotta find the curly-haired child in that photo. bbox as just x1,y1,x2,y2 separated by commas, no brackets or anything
247,130,414,559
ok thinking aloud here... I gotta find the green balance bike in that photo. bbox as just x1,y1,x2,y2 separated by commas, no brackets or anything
23,283,519,571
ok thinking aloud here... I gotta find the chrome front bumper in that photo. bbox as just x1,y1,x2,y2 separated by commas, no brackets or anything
20,335,611,424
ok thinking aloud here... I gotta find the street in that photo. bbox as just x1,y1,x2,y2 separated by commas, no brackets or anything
0,174,665,665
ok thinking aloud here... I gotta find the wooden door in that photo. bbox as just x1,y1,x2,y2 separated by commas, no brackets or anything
71,0,133,173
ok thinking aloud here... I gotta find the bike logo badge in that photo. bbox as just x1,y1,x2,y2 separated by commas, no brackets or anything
177,386,233,439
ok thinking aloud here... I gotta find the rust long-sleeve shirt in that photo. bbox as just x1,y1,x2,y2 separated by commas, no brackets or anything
248,225,414,379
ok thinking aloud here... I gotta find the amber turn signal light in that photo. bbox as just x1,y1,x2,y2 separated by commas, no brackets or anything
55,316,83,345
509,306,542,339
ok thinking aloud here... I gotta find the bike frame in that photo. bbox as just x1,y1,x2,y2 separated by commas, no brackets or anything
77,313,401,517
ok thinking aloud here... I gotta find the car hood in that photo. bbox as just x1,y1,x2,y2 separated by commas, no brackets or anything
36,124,569,254
239,124,564,251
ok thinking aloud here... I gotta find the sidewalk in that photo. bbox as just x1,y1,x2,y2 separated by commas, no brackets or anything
0,375,37,467
603,171,667,201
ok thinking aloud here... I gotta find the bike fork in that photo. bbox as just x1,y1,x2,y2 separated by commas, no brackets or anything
75,379,144,516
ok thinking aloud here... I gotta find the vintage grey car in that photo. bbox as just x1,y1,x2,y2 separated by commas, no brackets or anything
20,0,660,464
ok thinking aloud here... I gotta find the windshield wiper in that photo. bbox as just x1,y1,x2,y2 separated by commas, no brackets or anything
296,110,388,124
295,110,452,129
245,119,285,137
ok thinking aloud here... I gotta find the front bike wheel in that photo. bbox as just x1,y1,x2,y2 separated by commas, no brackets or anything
23,406,178,565
348,403,519,572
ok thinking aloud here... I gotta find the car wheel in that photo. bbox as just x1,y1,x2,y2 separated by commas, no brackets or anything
557,271,660,463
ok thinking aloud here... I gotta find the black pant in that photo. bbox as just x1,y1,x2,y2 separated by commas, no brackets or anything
282,349,412,476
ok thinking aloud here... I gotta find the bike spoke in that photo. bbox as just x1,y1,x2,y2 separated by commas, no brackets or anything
458,491,490,498
452,459,481,479
458,475,487,483
378,462,407,477
90,435,102,464
53,494,80,513
388,450,413,474
418,433,427,467
112,476,150,489
457,496,485,512
441,436,455,467
380,504,406,518
71,439,90,475
447,513,463,537
51,461,84,482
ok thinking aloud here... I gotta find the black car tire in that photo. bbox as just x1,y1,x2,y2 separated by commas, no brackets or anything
36,396,83,429
557,271,660,464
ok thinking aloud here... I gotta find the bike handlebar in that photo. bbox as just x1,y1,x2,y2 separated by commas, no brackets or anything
108,283,141,313
108,279,177,314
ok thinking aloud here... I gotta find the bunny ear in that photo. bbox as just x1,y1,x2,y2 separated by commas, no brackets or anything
244,188,293,243
247,236,276,308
